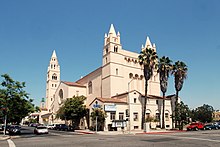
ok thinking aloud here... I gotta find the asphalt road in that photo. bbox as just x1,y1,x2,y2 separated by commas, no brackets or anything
1,126,220,147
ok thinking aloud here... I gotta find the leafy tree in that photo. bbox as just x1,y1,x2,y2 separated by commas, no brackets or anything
90,108,106,131
34,106,40,112
56,95,87,129
190,104,214,123
138,48,158,129
158,56,172,128
175,101,190,130
0,74,34,125
171,61,188,127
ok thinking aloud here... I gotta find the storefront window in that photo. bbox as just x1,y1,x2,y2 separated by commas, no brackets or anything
119,112,124,120
110,112,116,120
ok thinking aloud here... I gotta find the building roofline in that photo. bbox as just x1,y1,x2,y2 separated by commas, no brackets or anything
61,81,86,88
75,67,102,83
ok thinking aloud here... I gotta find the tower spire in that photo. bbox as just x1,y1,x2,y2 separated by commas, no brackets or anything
145,36,153,49
52,50,57,58
108,24,117,37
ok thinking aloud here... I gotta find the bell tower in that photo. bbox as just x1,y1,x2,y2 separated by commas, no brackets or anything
46,50,60,112
102,24,124,98
103,24,122,65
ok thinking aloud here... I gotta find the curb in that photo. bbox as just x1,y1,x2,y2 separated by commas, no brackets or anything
0,136,11,141
136,130,187,135
74,130,95,134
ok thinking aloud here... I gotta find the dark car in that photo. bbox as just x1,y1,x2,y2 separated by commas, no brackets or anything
54,124,61,130
213,122,220,129
8,125,21,134
58,124,68,131
204,123,218,130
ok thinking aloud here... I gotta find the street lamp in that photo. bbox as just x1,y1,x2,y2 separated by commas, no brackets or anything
2,107,7,136
128,78,134,134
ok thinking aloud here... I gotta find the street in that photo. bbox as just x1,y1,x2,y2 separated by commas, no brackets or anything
1,126,220,147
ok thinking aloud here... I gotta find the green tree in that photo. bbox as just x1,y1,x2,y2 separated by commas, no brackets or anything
191,104,214,123
0,74,34,125
138,48,158,129
56,95,87,129
90,108,106,131
175,101,190,130
171,61,188,128
158,56,172,129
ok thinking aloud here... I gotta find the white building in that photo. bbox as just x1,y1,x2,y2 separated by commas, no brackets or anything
40,24,176,131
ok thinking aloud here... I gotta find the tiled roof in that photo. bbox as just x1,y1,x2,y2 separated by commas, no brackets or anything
62,81,86,88
96,97,127,104
111,90,173,100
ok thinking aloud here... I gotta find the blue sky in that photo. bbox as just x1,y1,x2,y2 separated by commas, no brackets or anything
0,0,219,110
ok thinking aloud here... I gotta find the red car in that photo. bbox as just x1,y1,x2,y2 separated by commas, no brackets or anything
187,122,204,131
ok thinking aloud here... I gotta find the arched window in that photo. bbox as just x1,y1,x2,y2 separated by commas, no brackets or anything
52,74,57,80
140,75,144,80
114,46,118,52
135,74,139,79
88,81,92,94
59,89,64,104
116,68,118,75
129,73,133,79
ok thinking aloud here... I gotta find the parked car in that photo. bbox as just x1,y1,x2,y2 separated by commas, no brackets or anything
68,125,75,132
46,124,56,129
204,123,218,130
213,122,220,129
8,125,21,134
187,122,204,131
34,126,49,134
58,124,68,131
29,123,39,127
54,124,61,130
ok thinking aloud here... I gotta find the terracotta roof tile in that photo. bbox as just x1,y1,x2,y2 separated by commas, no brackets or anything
96,97,127,104
62,81,86,88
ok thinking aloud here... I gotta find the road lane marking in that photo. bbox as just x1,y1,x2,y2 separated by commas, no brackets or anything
7,139,16,147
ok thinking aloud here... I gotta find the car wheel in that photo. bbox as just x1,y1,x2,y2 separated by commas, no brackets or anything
195,127,198,131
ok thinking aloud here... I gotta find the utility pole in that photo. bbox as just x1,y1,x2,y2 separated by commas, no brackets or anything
3,113,7,136
95,116,98,133
128,78,134,134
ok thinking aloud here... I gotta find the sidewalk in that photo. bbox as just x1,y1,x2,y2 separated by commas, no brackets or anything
0,132,11,140
75,129,186,135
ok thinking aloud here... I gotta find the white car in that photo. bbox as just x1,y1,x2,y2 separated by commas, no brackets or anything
46,124,56,129
34,126,49,134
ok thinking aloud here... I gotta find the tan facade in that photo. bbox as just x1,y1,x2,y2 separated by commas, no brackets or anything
40,24,175,130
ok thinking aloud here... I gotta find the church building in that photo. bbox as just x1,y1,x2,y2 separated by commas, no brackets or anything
40,24,176,131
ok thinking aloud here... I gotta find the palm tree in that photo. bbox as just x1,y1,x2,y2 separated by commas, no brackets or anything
158,56,172,129
171,61,188,128
138,48,158,130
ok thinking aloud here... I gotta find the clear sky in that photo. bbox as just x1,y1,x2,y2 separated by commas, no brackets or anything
0,0,219,110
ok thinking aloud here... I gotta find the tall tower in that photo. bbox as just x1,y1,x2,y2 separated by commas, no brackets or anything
46,50,60,112
102,24,123,98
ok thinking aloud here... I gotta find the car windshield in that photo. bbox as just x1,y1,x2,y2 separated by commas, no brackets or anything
190,123,198,125
10,126,20,129
37,127,47,129
206,123,212,126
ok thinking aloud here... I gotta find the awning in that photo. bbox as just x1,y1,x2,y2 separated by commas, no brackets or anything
41,113,52,118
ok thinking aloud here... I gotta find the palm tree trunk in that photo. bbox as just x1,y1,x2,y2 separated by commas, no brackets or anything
162,92,165,129
174,91,179,128
141,80,148,130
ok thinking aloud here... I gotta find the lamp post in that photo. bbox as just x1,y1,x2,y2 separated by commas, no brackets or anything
128,78,134,134
2,107,7,136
